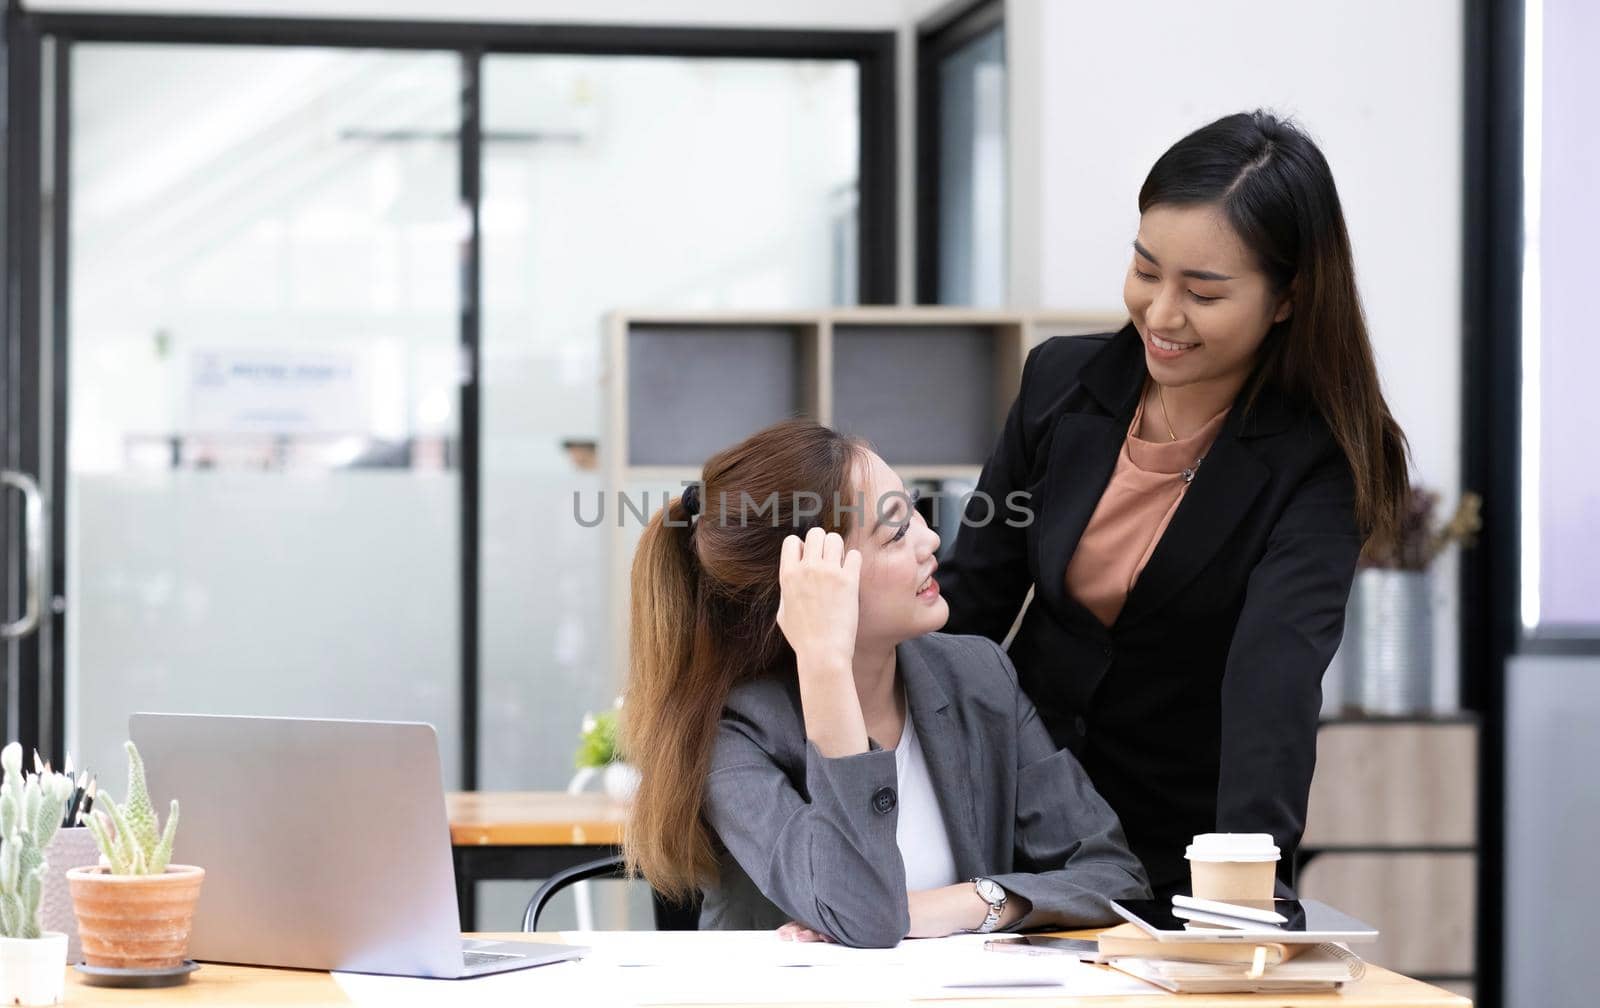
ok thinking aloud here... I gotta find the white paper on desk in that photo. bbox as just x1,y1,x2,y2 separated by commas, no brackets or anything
910,957,1168,1000
611,964,908,1005
557,931,1166,1004
560,929,881,968
333,960,631,1008
561,930,906,1005
896,933,1167,1000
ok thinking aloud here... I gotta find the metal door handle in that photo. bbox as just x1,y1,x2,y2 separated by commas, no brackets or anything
1,470,44,639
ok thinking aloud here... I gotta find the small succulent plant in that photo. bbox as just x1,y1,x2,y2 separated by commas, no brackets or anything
85,741,179,876
0,742,76,939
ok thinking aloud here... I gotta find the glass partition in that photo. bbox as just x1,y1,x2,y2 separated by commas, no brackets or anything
66,44,465,784
477,52,859,790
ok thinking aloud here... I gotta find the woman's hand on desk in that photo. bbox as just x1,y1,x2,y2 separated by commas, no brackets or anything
907,884,1031,938
776,921,835,943
776,883,1035,944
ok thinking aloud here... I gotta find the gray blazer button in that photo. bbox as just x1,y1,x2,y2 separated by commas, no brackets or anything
871,786,897,815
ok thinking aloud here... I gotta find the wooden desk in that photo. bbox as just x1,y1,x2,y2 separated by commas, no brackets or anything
58,931,1474,1007
448,791,628,847
447,791,628,930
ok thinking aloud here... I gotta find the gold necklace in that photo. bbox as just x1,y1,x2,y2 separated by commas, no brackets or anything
1157,383,1179,442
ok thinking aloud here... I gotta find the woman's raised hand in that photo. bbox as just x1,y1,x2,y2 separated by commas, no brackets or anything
776,527,861,673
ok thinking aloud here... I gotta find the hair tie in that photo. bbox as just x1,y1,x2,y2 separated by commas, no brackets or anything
681,483,702,517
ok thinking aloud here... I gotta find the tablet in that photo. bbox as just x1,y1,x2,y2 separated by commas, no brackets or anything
1110,898,1379,943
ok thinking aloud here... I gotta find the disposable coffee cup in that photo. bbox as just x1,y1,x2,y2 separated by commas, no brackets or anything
1185,833,1280,902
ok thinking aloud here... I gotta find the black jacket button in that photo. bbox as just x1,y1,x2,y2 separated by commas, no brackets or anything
1073,715,1088,737
871,786,897,815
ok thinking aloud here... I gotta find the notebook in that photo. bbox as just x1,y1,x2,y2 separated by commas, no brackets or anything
1106,942,1366,994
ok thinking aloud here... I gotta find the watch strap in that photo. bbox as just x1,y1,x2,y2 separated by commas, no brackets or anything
971,877,1005,933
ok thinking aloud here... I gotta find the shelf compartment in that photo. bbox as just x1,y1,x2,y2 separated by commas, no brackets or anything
624,324,819,467
830,324,1015,466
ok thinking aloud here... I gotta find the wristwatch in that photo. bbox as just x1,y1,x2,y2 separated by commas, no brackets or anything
971,877,1006,933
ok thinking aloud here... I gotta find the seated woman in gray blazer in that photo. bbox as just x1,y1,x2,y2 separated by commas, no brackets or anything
621,418,1150,948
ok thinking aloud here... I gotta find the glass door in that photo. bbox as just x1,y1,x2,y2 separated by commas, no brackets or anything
476,53,861,792
61,43,467,784
7,18,885,931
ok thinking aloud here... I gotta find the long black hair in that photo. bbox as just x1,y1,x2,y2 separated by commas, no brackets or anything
1139,110,1410,550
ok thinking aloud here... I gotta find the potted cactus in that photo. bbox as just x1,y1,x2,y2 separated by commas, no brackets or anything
66,741,204,974
0,741,77,1006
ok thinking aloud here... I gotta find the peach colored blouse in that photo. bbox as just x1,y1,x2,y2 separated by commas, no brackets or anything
1064,391,1230,627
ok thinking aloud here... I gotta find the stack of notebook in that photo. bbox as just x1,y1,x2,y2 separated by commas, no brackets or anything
1095,923,1367,994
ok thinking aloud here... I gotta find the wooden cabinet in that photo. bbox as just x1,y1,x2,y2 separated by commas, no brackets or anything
1299,719,1478,994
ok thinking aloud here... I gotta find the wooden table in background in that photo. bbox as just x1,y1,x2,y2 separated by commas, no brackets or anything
58,931,1475,1007
447,791,629,930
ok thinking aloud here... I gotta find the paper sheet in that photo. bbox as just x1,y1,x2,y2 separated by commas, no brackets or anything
332,932,1167,1006
334,960,629,1008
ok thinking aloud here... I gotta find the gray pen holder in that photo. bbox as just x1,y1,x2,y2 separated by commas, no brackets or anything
43,827,102,964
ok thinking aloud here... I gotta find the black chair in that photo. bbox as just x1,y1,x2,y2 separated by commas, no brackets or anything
521,854,700,932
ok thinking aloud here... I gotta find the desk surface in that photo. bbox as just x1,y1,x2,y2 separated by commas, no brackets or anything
447,790,629,846
60,932,1471,1008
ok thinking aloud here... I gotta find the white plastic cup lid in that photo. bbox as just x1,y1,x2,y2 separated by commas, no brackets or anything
1185,832,1281,863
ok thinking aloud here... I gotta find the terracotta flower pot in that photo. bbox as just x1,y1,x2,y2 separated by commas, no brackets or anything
65,865,204,969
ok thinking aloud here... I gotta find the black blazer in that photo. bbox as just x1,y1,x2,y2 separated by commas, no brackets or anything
939,324,1361,893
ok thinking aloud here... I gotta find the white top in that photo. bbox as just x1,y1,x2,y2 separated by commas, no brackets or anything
1185,832,1281,863
893,715,960,891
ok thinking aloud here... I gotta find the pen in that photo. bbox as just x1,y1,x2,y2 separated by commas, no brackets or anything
62,771,88,828
79,777,97,823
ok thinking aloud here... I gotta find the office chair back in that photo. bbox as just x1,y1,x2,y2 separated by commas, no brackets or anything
522,855,700,932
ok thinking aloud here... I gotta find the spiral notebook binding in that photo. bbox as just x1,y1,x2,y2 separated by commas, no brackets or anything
1317,942,1367,981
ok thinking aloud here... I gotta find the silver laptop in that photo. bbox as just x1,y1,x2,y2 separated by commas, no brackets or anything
130,713,587,978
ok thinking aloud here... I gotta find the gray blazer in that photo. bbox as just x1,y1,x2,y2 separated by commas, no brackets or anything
699,631,1152,947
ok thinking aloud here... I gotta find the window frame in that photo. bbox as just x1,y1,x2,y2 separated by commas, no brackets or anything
915,0,1004,305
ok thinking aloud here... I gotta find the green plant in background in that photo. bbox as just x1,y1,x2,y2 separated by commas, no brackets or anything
0,742,76,939
574,707,621,769
85,741,179,876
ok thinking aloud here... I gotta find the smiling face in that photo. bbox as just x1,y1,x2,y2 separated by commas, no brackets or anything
845,450,947,649
1122,202,1293,392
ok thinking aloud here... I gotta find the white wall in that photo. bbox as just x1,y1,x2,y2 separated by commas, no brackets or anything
1008,0,1466,710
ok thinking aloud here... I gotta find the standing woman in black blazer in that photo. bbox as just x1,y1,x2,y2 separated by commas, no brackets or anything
939,110,1410,896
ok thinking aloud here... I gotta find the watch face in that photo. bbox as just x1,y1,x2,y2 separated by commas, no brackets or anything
975,878,1004,904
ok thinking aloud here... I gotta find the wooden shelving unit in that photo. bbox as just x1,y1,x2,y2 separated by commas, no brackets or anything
602,307,1125,665
1299,717,1479,1002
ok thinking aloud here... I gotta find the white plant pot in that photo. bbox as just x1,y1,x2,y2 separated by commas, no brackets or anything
0,931,68,1006
603,762,641,802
